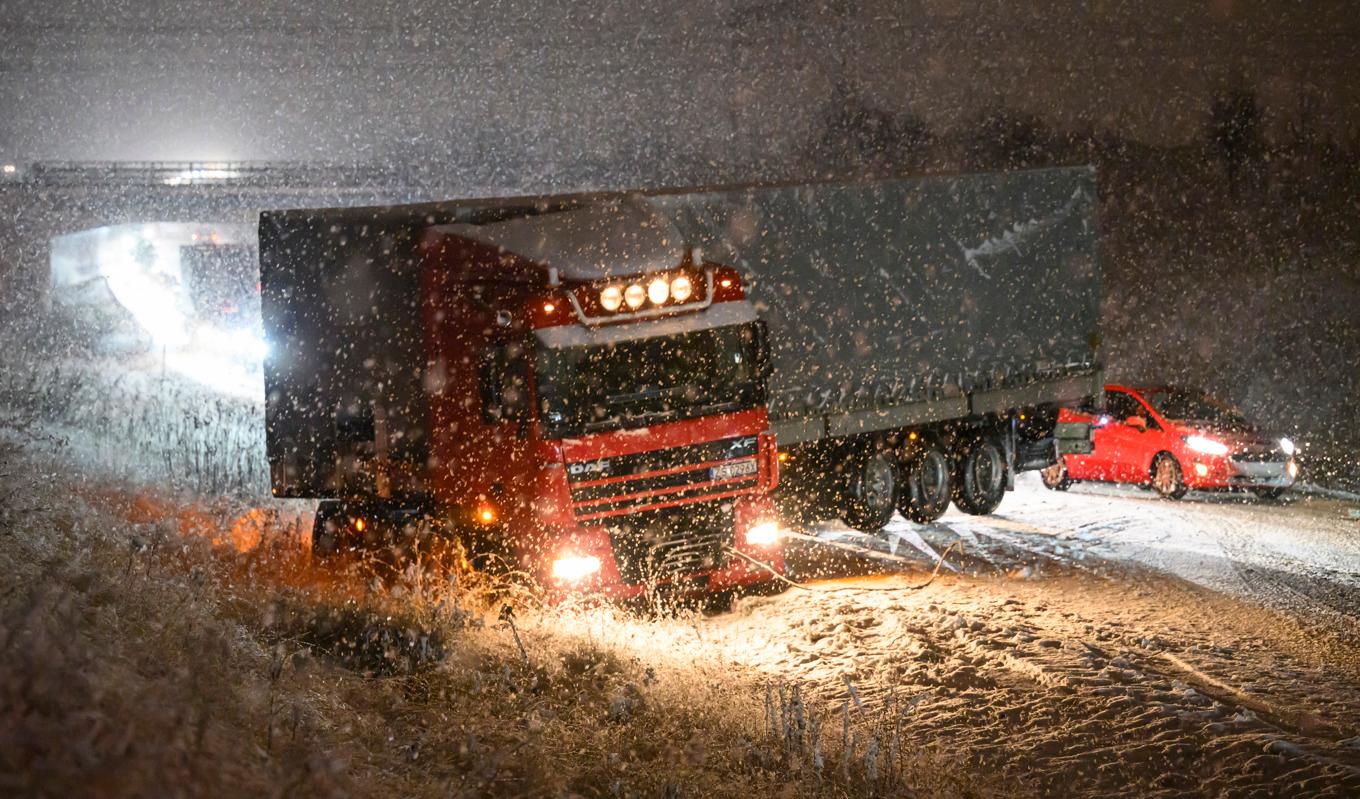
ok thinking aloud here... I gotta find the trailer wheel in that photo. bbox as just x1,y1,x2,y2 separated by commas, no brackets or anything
841,449,898,533
952,439,1006,515
898,444,952,523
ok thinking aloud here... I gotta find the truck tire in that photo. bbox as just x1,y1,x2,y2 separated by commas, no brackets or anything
841,449,898,533
1040,457,1072,491
1151,453,1187,499
952,439,1006,515
311,500,345,556
898,444,952,523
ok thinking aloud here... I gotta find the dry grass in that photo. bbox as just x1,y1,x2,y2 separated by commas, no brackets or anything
0,439,983,798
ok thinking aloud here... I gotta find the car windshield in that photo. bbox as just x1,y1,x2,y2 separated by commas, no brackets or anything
535,323,764,438
1139,388,1250,428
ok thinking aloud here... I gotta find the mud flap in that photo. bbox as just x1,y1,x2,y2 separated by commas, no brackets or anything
1004,419,1017,490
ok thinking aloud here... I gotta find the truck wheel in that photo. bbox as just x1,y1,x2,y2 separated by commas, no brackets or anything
311,500,345,556
1040,457,1072,491
953,439,1006,515
1151,453,1188,499
841,449,898,533
898,445,952,523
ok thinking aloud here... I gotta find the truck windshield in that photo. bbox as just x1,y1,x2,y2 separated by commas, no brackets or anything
535,323,764,437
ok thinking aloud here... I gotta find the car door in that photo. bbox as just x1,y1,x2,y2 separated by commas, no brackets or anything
1092,390,1149,483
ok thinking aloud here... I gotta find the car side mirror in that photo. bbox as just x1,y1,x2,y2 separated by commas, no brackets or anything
1125,415,1148,431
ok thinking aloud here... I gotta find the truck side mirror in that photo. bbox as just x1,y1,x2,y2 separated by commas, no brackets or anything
753,319,772,380
479,343,530,425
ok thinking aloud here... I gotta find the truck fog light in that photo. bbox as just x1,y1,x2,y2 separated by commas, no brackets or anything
670,274,693,302
1193,463,1209,477
647,277,670,305
1287,460,1299,478
745,520,780,546
624,284,646,309
600,286,623,311
551,554,602,583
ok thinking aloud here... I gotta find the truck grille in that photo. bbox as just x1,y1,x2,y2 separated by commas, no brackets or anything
566,435,760,524
605,502,734,585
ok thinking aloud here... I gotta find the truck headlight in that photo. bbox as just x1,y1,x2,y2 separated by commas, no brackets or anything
1183,435,1229,456
624,284,646,310
1279,437,1296,456
670,274,693,302
551,554,602,583
600,286,623,311
745,520,780,547
647,277,670,305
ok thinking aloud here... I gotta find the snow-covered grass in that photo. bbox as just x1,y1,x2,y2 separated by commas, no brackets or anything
0,435,988,797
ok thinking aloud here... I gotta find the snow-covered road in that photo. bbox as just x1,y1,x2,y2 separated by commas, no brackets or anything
802,474,1360,634
577,478,1360,796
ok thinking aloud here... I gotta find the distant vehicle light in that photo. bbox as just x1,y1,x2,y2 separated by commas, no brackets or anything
745,520,780,547
1,164,15,174
647,277,670,305
1287,460,1299,478
1183,435,1229,456
600,286,623,311
1279,437,1296,456
670,274,693,302
624,284,646,310
551,554,602,583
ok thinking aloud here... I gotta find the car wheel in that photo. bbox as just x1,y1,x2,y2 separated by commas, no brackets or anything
1151,453,1187,499
841,448,898,533
1253,487,1287,502
1040,457,1072,491
898,443,953,523
953,438,1007,515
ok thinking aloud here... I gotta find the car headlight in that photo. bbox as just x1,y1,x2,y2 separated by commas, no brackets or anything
745,520,780,547
551,554,602,583
1279,437,1296,456
1183,435,1229,456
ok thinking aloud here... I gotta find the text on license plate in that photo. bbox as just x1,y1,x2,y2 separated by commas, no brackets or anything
710,459,758,481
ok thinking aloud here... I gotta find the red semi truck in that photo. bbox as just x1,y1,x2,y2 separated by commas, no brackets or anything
260,197,785,598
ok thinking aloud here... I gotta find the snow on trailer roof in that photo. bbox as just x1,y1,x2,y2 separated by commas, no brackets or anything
429,197,686,282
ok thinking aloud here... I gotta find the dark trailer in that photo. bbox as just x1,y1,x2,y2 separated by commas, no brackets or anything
655,167,1103,528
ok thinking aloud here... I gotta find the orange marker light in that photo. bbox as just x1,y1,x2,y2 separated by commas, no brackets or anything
354,518,365,532
778,451,789,463
720,278,733,288
908,431,918,441
476,505,497,524
543,302,555,313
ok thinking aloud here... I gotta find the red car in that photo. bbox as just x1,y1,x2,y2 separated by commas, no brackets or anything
1044,385,1299,499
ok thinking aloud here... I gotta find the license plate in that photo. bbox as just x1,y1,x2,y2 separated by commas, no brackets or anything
710,458,758,481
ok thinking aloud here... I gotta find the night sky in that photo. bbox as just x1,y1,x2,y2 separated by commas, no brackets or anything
2,0,1357,164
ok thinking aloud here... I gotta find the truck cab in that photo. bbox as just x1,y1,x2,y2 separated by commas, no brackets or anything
264,197,783,599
